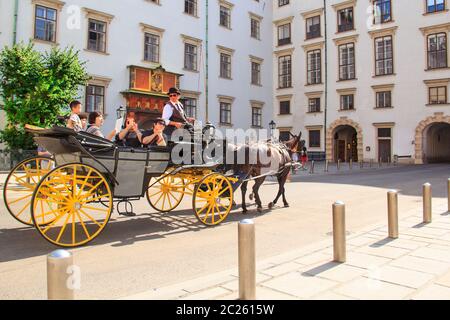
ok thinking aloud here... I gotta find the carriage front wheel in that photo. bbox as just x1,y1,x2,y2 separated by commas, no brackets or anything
3,156,55,226
146,176,186,213
192,173,233,226
31,163,113,247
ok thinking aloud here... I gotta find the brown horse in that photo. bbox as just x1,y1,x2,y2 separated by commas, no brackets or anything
228,132,304,213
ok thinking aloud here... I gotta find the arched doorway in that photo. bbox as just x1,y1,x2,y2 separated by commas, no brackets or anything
423,122,450,163
326,118,363,162
333,125,358,162
414,113,450,164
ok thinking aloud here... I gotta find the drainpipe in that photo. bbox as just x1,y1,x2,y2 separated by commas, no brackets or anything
13,0,19,45
323,0,328,161
205,0,209,123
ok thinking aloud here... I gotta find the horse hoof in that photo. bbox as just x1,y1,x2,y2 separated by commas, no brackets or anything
268,202,274,209
284,203,290,208
242,209,248,214
257,207,263,213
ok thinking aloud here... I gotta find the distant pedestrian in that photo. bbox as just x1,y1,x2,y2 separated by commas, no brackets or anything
300,147,308,171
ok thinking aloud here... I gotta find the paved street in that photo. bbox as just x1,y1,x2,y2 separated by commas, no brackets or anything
0,164,449,299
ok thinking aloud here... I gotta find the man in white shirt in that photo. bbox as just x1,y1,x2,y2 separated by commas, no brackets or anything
161,87,195,138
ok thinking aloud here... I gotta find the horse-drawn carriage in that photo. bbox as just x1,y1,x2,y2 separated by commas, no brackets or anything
3,124,240,247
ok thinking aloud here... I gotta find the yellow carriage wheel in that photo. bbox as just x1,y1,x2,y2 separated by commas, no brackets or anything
146,176,186,213
31,163,113,247
3,157,55,226
193,173,233,226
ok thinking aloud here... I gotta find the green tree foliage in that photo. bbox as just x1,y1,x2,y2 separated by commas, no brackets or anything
0,43,89,150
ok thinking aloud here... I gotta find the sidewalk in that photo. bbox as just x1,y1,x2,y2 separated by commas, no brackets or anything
121,201,450,300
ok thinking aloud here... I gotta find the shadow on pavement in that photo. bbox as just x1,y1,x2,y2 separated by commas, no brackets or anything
0,204,274,263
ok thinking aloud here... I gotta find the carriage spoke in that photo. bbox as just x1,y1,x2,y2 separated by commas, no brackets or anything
81,205,109,213
15,199,32,218
72,210,76,245
75,210,91,239
77,168,93,197
148,189,163,198
55,211,72,242
202,204,213,223
79,209,104,228
41,208,70,235
7,193,33,205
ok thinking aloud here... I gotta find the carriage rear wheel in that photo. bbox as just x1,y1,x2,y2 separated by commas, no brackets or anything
31,163,113,247
146,176,186,213
3,157,55,226
192,173,233,226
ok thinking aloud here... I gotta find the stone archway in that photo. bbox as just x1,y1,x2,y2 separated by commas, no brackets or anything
326,117,363,162
414,112,450,164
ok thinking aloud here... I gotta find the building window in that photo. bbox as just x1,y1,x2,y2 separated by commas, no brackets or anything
279,101,290,114
309,130,321,148
429,86,447,104
339,43,355,80
184,98,197,118
252,107,262,127
373,0,392,24
378,128,392,138
220,53,232,79
184,43,198,71
278,55,292,88
144,33,160,63
308,98,321,113
251,61,261,85
87,19,107,52
427,33,448,69
34,5,57,42
307,50,322,85
279,0,289,7
86,85,105,113
220,6,231,28
251,18,260,39
375,35,394,76
426,0,446,13
184,0,197,16
278,23,291,46
279,131,291,141
376,91,392,108
337,7,354,33
306,16,321,40
340,94,354,110
220,102,232,124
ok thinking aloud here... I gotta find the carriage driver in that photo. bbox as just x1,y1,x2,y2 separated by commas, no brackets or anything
161,87,195,138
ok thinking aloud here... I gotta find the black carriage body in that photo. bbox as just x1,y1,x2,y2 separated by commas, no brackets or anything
30,126,171,198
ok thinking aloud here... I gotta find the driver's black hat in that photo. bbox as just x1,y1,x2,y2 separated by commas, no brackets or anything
167,87,181,95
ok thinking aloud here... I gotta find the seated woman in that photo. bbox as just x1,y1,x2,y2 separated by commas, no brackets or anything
116,117,143,148
138,118,167,147
86,111,116,140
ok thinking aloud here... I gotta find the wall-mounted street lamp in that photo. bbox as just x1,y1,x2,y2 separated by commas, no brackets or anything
269,120,276,140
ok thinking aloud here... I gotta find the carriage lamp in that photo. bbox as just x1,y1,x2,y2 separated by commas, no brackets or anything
269,120,276,138
116,106,127,119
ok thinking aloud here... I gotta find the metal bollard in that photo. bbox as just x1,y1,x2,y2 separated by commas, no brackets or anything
349,159,353,170
310,160,315,174
359,160,363,169
47,250,74,300
379,157,382,168
447,178,450,212
370,159,373,168
337,159,341,171
332,201,346,263
325,160,329,173
423,183,432,223
387,190,399,239
238,219,256,300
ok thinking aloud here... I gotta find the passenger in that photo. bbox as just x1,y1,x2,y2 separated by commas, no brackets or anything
67,100,83,132
161,87,195,139
86,111,116,140
116,117,143,148
138,118,167,147
79,112,88,131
